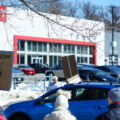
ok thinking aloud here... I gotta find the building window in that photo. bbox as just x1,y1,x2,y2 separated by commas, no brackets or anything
64,44,68,53
43,43,47,52
76,34,79,39
89,46,93,55
27,41,32,51
27,55,31,65
18,40,25,51
72,45,75,53
49,43,53,52
58,44,62,53
81,46,88,54
82,35,85,41
18,54,25,64
90,57,93,64
77,46,81,54
77,57,81,63
50,56,53,67
82,46,88,54
64,44,75,53
32,42,37,51
38,42,42,52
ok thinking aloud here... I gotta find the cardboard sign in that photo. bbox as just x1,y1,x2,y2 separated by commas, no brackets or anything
67,74,82,83
0,51,13,90
61,55,78,78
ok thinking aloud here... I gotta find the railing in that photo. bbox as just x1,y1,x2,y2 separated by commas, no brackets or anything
11,75,53,92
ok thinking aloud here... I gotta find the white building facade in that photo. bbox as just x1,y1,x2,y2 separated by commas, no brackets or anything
0,6,105,67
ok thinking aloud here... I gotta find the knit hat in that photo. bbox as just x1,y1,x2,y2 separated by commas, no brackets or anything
108,88,120,102
55,89,71,109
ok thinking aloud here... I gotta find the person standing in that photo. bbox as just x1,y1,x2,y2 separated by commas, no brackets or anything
96,87,120,120
47,76,62,91
44,89,77,120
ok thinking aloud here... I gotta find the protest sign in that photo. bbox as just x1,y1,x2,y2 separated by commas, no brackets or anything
0,51,13,90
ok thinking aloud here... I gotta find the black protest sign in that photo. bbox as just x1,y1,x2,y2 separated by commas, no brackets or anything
0,51,13,90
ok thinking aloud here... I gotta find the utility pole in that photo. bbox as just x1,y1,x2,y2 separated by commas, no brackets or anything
111,6,115,65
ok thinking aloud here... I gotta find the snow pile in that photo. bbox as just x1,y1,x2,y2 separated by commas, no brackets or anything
0,80,66,106
0,80,49,106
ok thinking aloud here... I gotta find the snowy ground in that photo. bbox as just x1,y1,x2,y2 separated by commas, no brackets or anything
0,76,66,106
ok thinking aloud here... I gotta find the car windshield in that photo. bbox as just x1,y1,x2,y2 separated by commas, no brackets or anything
19,65,30,68
107,66,120,72
92,69,108,76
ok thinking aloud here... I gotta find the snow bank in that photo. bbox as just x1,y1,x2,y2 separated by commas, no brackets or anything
0,80,66,106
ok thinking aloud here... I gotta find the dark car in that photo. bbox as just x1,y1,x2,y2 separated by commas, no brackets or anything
79,68,119,82
95,65,120,80
29,63,50,73
4,82,120,120
18,65,35,75
77,63,97,68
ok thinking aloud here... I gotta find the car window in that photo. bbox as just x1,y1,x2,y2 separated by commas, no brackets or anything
97,67,110,72
62,87,75,101
42,87,75,103
84,71,94,78
43,91,57,103
99,88,109,99
75,87,109,101
75,87,100,101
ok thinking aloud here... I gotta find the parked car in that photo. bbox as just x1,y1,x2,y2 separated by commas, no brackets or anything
45,64,65,79
18,65,35,75
4,82,120,120
12,67,24,81
29,63,50,73
79,68,119,82
95,65,120,80
45,64,93,80
77,63,97,68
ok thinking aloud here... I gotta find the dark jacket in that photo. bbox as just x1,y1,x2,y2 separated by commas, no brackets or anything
96,103,120,120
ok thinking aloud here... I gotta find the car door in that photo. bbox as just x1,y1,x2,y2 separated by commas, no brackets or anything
31,90,57,120
31,87,75,120
69,86,108,120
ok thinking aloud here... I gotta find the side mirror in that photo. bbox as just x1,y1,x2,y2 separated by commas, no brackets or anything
34,98,44,105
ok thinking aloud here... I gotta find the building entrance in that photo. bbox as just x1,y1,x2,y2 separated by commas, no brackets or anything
32,57,43,64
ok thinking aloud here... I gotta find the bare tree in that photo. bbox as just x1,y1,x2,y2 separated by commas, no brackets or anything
104,6,120,29
0,0,104,41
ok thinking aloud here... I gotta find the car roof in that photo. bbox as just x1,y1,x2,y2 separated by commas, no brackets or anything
78,67,103,71
40,82,119,98
63,82,119,89
45,82,120,94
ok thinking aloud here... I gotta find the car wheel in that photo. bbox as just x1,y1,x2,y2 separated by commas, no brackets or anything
10,115,29,120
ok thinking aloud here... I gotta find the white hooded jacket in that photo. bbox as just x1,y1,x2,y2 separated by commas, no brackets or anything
44,90,77,120
44,106,76,120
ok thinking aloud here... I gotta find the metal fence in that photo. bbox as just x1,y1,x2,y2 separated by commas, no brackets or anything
12,75,53,92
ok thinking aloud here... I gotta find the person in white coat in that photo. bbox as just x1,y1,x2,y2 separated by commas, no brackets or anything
44,89,77,120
